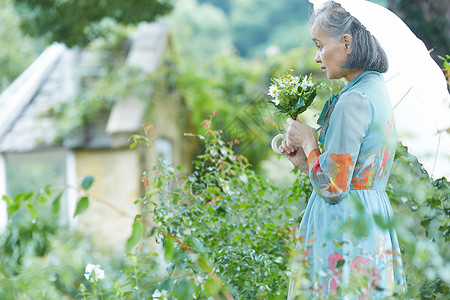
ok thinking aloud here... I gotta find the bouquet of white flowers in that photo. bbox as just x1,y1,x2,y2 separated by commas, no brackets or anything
267,70,323,120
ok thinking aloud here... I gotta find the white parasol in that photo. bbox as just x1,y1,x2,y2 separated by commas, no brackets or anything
309,0,450,179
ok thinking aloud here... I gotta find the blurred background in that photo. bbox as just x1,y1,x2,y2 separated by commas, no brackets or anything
0,0,449,298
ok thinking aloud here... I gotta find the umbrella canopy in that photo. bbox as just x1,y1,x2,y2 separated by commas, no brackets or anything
309,0,450,179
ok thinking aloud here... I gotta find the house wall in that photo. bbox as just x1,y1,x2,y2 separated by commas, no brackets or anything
74,149,142,249
146,88,194,171
74,92,194,250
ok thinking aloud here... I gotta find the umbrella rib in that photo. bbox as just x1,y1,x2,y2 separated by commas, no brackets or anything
393,87,412,109
431,133,441,178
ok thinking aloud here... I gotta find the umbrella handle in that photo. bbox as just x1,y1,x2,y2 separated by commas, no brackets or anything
271,133,286,155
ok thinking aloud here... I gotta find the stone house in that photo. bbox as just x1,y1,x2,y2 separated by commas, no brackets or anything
0,22,193,249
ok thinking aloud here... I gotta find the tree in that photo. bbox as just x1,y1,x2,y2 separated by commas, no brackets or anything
387,0,450,62
0,0,43,92
166,0,232,60
13,0,174,47
229,0,311,57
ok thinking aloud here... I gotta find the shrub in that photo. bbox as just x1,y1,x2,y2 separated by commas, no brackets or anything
121,120,310,299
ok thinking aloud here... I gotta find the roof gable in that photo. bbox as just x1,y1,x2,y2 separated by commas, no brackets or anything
0,22,171,152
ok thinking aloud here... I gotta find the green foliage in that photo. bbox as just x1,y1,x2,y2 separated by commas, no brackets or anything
2,186,53,220
53,62,155,142
438,54,450,87
228,0,311,57
0,175,126,300
167,0,313,60
81,176,95,190
0,0,43,92
387,143,450,298
173,46,323,168
0,189,59,277
2,122,449,299
73,196,90,217
118,121,309,299
13,0,173,47
73,175,95,217
268,72,324,120
125,219,145,252
167,0,232,60
0,224,124,299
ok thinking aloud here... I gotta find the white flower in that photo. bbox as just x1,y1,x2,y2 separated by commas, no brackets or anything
96,267,105,280
85,263,95,274
271,98,280,106
152,289,168,300
302,76,314,88
84,263,105,282
152,290,162,297
195,275,204,285
267,84,279,98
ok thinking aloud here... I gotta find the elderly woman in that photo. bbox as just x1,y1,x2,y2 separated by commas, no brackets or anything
279,1,407,298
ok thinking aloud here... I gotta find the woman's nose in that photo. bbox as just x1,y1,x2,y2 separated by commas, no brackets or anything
314,51,321,63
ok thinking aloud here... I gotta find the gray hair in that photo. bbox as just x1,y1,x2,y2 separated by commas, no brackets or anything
310,1,388,73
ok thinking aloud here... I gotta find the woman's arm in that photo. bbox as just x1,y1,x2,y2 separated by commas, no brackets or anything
286,91,372,204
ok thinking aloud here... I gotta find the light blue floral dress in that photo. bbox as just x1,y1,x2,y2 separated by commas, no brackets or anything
288,71,406,299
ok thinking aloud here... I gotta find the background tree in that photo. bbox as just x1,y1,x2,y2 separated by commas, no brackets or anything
167,0,233,60
387,0,450,62
13,0,174,47
0,0,43,92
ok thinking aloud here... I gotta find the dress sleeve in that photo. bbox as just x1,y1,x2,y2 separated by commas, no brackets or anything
307,91,372,204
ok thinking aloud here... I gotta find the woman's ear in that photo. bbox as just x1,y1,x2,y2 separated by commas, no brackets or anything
342,34,353,54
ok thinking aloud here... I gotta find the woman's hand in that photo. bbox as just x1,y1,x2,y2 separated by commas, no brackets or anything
286,116,318,157
278,139,309,174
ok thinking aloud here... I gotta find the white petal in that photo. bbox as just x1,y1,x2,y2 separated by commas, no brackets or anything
152,289,162,297
85,263,95,273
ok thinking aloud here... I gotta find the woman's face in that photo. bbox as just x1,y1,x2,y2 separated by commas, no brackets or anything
311,23,353,81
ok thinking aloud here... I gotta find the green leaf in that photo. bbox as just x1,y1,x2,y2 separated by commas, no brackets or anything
186,236,208,253
420,217,432,229
164,236,176,261
125,221,145,252
81,176,94,190
17,192,34,202
129,142,137,149
232,234,241,242
38,195,48,204
353,216,368,237
173,278,195,300
73,196,89,217
336,259,345,268
294,98,305,109
373,214,390,230
52,192,63,214
2,195,12,206
443,60,450,69
285,207,292,216
27,202,38,219
6,203,20,218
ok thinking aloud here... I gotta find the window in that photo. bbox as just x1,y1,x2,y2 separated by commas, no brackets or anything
155,137,173,165
2,150,77,226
